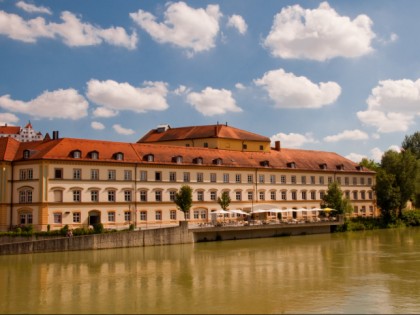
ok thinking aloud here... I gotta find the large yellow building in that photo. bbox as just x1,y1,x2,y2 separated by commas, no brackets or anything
0,124,376,231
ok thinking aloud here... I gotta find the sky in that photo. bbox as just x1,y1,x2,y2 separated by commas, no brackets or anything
0,0,419,163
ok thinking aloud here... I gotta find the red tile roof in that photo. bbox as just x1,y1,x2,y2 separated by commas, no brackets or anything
0,137,21,161
0,126,20,135
138,124,270,143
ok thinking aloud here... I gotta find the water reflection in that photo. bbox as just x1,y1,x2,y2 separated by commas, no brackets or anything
1,228,420,314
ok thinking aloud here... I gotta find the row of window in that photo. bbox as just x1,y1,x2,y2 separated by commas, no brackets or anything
20,167,373,186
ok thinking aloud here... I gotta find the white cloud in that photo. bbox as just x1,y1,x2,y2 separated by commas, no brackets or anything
173,85,190,95
92,107,118,118
91,121,105,130
254,68,341,108
235,83,245,90
87,79,169,114
323,129,369,142
113,124,135,135
263,2,375,61
270,132,317,148
227,14,247,34
16,1,52,15
345,153,367,163
357,79,420,133
0,112,19,125
0,10,137,49
0,89,88,120
186,87,242,116
130,2,221,54
370,147,383,162
388,145,401,152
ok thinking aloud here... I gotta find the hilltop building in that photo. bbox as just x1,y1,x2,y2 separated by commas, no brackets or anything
0,124,377,231
0,122,43,142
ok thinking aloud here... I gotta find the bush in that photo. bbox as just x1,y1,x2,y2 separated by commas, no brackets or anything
93,223,104,234
401,210,420,226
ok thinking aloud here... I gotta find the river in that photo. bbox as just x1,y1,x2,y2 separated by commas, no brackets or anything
1,228,420,314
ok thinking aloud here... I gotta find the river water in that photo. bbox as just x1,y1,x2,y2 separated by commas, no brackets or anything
1,228,420,314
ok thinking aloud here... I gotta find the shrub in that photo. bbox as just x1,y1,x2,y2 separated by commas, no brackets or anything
93,223,104,234
401,210,420,226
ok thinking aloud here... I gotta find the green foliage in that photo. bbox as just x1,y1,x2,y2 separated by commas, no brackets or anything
401,210,420,226
322,181,352,215
402,131,420,159
174,185,193,216
129,224,134,231
217,191,231,210
93,223,104,234
360,158,381,172
60,224,69,236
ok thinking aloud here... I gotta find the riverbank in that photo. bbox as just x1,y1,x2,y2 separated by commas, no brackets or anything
0,218,343,255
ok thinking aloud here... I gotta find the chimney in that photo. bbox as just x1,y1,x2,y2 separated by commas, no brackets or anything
274,140,281,151
52,131,59,140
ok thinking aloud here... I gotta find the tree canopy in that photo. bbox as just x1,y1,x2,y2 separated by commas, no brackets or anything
322,181,352,215
217,191,231,210
174,185,193,218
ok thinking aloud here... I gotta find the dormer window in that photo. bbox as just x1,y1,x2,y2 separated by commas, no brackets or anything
90,151,99,160
203,142,208,148
260,160,269,167
173,155,183,164
23,150,30,159
336,164,344,171
194,157,203,165
356,165,364,171
72,150,81,159
287,162,296,169
213,158,223,165
145,154,154,162
319,163,327,170
114,152,124,161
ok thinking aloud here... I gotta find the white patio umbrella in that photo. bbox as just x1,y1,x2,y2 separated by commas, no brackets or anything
229,209,250,215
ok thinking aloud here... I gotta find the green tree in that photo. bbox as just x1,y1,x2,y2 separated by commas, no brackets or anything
359,158,380,172
375,168,400,221
174,185,193,220
380,149,417,217
401,131,420,207
217,191,231,210
321,181,351,215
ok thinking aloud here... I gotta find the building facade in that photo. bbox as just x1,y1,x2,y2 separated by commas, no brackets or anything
0,122,43,142
0,124,377,231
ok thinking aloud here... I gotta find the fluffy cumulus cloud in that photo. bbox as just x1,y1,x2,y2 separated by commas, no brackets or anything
263,2,375,61
345,152,367,163
0,10,137,49
270,132,317,148
186,87,242,116
357,79,420,132
91,121,105,130
113,124,135,135
323,129,369,142
87,79,169,115
254,68,341,108
16,1,52,15
0,112,19,125
130,2,221,54
0,89,88,120
227,14,247,34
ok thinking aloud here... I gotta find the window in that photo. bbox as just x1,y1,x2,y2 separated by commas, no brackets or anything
73,168,81,180
361,191,366,200
146,154,154,162
155,191,162,202
319,176,324,185
140,211,147,221
210,173,217,183
108,170,116,180
197,191,204,201
311,191,316,200
169,191,176,201
291,191,297,200
124,170,132,181
124,211,131,221
174,156,183,163
368,191,373,200
270,191,276,200
54,213,62,224
210,191,217,201
197,172,204,182
281,191,287,200
301,176,306,184
140,170,148,181
281,175,286,184
291,176,296,184
236,174,241,183
301,191,307,200
345,177,350,185
270,175,276,184
54,168,63,179
73,212,81,223
19,169,33,180
19,189,32,203
72,150,81,158
368,178,372,186
155,211,162,220
108,212,115,222
115,152,124,161
124,190,132,202
242,144,247,150
203,142,208,148
214,158,222,165
247,174,253,183
320,191,325,199
91,169,99,180
91,190,99,202
236,191,242,201
193,210,199,219
200,210,206,219
90,151,99,159
248,191,253,200
259,145,264,150
19,213,32,225
140,190,147,202
183,172,190,182
310,176,316,184
259,191,265,200
23,150,30,159
353,177,357,185
328,177,333,184
259,174,265,184
155,171,162,181
360,177,365,185
169,172,177,182
170,210,177,220
223,173,229,183
108,190,116,202
345,191,350,199
73,190,81,202
337,177,341,184
353,191,358,200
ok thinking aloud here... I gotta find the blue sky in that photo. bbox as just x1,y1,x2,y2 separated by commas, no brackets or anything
1,0,419,162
